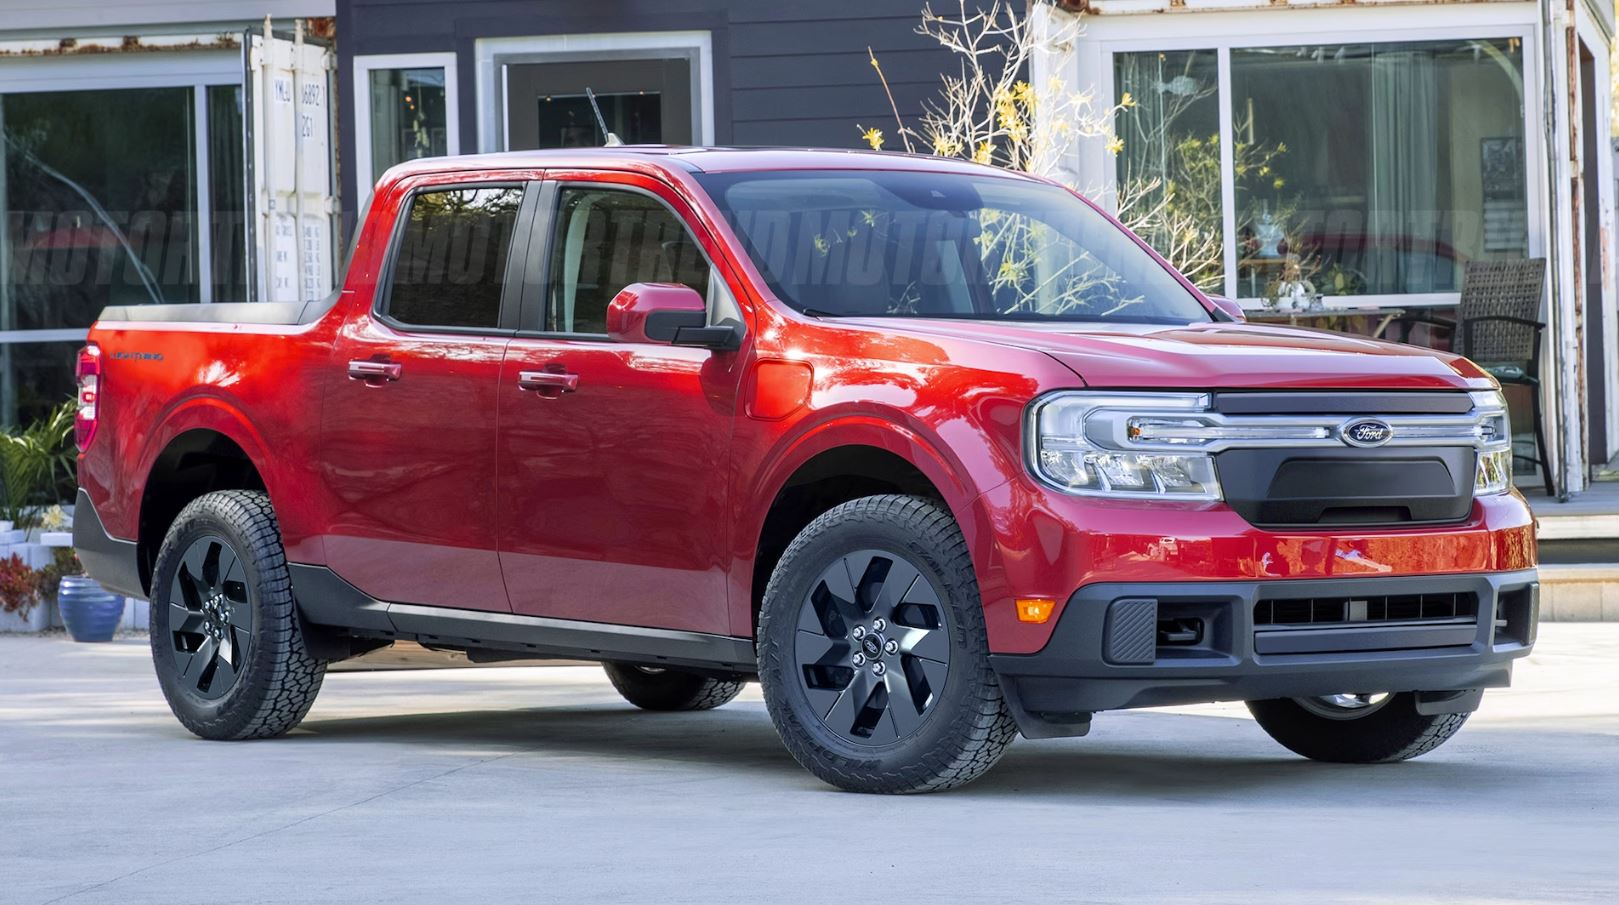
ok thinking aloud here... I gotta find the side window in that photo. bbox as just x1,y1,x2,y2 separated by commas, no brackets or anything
548,187,710,335
383,185,523,330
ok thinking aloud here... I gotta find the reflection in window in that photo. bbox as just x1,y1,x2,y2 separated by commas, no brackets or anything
1114,49,1224,293
549,188,708,334
385,186,521,330
368,68,448,184
207,85,247,301
536,92,662,148
1,87,196,326
1232,39,1528,298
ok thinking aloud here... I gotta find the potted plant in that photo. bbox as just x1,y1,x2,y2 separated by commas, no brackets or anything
0,552,47,633
38,548,123,642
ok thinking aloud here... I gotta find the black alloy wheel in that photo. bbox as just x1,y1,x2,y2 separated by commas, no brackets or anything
166,535,254,700
794,549,952,745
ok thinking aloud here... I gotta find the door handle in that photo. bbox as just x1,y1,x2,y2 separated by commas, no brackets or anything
517,370,579,393
347,360,402,383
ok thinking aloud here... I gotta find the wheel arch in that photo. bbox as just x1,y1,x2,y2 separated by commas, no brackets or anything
740,417,1001,636
136,420,272,595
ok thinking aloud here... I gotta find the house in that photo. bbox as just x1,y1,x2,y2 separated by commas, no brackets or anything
0,0,336,428
335,0,965,218
1032,0,1617,502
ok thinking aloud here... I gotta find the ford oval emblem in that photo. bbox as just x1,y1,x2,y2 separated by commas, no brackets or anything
1341,418,1394,448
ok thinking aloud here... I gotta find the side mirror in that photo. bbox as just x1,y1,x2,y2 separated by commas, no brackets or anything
606,282,741,350
1206,295,1246,322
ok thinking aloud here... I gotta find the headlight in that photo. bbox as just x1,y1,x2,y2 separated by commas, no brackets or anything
1471,390,1513,496
1028,393,1223,500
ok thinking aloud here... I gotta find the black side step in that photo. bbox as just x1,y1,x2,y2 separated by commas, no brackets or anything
289,564,756,673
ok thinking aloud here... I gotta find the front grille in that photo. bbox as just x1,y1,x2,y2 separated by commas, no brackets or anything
1255,592,1479,627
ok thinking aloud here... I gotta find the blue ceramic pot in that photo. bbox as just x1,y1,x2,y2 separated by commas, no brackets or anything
57,575,123,643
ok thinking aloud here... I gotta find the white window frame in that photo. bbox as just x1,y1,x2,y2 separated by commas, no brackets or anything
352,52,461,203
473,31,714,153
1085,5,1544,310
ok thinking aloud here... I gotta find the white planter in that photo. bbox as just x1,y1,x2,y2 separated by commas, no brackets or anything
121,597,150,631
0,599,50,633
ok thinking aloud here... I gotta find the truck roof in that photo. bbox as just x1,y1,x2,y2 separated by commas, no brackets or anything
383,145,1018,180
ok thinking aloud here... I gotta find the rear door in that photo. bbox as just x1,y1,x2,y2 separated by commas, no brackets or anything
318,177,532,610
496,175,747,633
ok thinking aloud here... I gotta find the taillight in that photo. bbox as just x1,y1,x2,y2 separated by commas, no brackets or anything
75,343,101,451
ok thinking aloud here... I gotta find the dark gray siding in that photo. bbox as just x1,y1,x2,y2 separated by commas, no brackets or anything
336,0,970,218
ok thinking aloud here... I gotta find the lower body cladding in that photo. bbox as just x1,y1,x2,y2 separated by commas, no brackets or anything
989,570,1538,738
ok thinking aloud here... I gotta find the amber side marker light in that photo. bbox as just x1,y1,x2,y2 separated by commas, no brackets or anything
1016,598,1056,624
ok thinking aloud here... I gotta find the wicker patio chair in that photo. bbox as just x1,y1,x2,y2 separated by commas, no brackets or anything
1400,258,1551,495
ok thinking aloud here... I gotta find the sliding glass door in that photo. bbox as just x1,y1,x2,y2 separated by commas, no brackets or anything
1114,36,1531,305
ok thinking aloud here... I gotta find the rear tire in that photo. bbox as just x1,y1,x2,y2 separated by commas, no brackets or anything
757,494,1016,794
602,662,744,711
149,491,326,740
1247,692,1471,763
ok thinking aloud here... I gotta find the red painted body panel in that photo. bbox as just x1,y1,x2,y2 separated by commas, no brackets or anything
80,147,1538,656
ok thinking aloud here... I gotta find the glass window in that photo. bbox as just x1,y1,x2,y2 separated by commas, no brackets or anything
383,186,522,330
1114,49,1224,293
1232,39,1528,298
698,170,1210,324
368,68,449,182
0,341,81,428
536,92,662,148
1,87,198,331
548,188,709,334
207,84,247,302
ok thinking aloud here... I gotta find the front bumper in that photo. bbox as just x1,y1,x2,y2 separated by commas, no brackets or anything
989,570,1538,724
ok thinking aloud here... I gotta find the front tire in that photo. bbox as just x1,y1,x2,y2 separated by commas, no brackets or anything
149,491,326,740
602,662,744,711
1247,693,1471,763
757,495,1016,794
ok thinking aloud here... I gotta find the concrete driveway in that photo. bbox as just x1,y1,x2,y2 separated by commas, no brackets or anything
2,625,1615,905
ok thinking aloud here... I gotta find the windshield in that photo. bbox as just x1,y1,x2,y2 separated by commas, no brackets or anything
696,170,1211,324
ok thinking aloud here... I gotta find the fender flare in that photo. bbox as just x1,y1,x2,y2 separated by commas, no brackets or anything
734,411,1009,634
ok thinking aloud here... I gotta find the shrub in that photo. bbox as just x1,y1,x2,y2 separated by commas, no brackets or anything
0,553,38,616
35,547,83,606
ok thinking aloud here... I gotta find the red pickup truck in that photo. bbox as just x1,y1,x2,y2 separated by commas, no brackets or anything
75,147,1538,793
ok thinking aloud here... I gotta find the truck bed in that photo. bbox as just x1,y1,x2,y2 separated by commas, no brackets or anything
97,293,340,327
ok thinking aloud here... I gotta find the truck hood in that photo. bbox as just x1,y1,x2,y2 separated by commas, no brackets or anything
835,318,1492,390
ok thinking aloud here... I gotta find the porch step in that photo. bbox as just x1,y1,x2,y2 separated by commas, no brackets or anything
1537,564,1619,621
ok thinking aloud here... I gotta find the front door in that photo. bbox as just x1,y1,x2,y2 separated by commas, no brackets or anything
497,178,745,633
319,181,528,610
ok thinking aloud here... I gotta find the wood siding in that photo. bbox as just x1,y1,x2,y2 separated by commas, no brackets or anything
337,0,969,213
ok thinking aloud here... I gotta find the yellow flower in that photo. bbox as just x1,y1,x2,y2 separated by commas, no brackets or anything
932,135,962,157
1276,142,1289,153
813,235,830,256
1273,177,1287,190
860,126,884,151
860,209,878,227
1120,91,1136,108
1106,136,1125,155
1258,165,1270,176
973,141,994,164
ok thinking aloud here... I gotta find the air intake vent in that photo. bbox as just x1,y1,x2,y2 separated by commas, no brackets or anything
1255,592,1478,627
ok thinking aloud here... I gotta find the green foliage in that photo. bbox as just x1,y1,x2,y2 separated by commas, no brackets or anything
0,399,77,533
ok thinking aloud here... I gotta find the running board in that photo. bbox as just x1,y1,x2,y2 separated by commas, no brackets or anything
289,564,756,672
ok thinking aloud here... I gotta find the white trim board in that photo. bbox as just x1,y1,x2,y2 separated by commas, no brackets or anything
473,30,714,153
352,52,461,204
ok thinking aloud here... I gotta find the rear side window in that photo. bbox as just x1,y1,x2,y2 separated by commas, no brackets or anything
548,187,710,335
383,185,523,330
